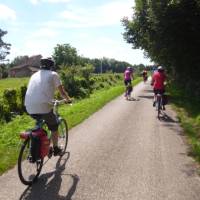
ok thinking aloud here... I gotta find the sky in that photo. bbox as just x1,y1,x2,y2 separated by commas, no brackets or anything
0,0,152,65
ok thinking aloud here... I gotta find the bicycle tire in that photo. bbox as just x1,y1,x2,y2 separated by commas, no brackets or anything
157,101,160,118
57,118,68,155
156,96,161,118
18,138,43,185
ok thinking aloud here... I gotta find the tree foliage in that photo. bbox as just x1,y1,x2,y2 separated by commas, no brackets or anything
0,29,11,62
52,43,141,73
122,0,200,97
53,44,79,67
10,56,29,67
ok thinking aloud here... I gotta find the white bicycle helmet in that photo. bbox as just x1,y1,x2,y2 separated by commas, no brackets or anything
158,66,163,70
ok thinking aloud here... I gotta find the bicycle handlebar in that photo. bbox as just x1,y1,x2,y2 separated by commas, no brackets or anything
52,99,72,106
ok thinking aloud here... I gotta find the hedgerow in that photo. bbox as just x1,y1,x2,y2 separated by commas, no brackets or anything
0,69,123,122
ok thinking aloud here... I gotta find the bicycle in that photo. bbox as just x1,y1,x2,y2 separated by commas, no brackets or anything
155,93,165,118
18,99,69,185
143,74,148,83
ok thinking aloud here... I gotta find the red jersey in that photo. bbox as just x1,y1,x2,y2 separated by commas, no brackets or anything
152,71,166,90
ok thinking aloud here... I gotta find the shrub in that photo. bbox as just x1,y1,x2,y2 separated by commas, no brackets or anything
3,89,18,112
0,98,11,122
20,85,27,112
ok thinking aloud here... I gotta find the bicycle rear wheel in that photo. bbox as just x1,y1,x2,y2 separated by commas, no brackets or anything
18,138,43,185
57,118,68,155
156,96,161,118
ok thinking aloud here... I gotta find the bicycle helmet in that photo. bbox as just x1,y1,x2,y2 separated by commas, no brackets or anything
127,66,133,71
40,57,55,70
158,66,164,72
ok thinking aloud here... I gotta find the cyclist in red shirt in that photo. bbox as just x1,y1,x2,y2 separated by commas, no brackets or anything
151,66,166,108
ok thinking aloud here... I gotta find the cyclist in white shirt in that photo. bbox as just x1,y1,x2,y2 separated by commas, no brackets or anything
25,57,71,156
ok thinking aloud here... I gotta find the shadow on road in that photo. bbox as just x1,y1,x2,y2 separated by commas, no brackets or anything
19,152,79,200
143,89,154,93
159,112,178,123
126,97,140,101
138,95,154,100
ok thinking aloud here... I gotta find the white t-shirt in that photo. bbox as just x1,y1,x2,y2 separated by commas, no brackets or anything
25,70,62,114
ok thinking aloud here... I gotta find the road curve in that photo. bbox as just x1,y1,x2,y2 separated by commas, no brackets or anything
0,80,200,200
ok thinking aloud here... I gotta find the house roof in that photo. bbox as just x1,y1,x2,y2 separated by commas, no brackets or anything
10,54,42,71
10,65,39,72
28,66,39,72
10,64,28,70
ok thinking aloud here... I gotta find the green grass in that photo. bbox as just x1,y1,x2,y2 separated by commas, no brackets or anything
0,77,141,175
168,84,200,162
0,77,29,95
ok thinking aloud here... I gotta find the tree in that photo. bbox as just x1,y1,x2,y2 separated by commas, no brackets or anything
10,56,29,67
0,64,8,78
0,29,11,62
122,0,200,97
52,44,79,67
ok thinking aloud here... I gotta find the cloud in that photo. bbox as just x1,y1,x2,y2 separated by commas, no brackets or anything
29,28,58,38
9,38,55,60
0,4,16,21
30,0,71,4
71,35,152,65
54,0,134,28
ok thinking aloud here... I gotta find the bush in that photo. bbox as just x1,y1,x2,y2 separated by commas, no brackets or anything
20,85,27,112
60,70,91,98
3,89,18,112
0,98,11,122
0,85,28,122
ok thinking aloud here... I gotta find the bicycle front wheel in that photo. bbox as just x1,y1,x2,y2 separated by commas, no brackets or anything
57,118,68,155
18,138,43,185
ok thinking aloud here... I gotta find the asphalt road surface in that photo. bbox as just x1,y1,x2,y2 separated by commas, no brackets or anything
1,80,200,200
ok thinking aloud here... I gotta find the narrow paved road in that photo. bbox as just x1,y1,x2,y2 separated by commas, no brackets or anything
1,80,200,200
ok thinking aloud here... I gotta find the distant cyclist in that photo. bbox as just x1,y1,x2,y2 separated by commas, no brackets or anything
151,66,166,109
124,66,134,100
142,69,148,82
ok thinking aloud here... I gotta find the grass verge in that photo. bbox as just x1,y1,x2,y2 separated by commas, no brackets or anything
168,84,200,163
0,77,141,175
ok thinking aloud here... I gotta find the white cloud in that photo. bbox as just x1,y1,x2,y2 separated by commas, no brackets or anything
30,0,71,4
8,28,59,60
29,28,58,38
25,40,54,56
7,0,150,65
72,36,152,65
56,0,133,28
30,0,39,5
45,0,71,2
0,4,16,21
9,39,54,60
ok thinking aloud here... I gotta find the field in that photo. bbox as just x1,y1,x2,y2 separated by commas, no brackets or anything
0,78,29,95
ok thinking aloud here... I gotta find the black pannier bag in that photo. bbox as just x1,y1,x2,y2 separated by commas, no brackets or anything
162,94,168,105
30,132,40,163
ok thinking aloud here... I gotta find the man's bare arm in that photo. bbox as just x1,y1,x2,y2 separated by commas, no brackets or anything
58,85,71,102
